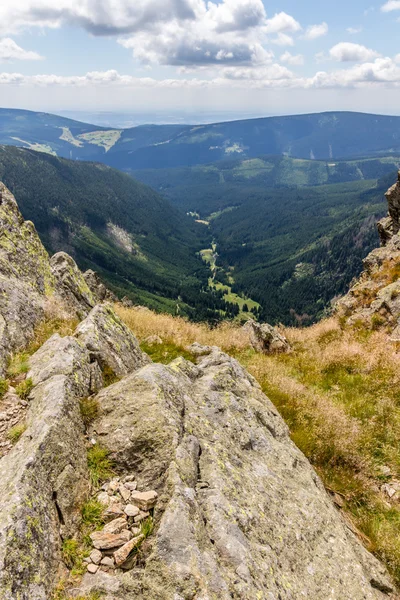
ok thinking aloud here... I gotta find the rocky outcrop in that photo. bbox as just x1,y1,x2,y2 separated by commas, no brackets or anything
0,183,55,373
84,269,117,304
244,318,291,353
337,172,400,331
80,347,394,600
50,252,97,319
378,172,400,245
0,335,92,600
74,304,150,378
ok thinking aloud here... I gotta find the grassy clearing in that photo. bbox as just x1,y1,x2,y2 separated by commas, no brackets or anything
116,303,400,585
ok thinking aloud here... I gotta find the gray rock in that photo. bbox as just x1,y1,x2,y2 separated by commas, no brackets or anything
87,349,394,599
0,183,56,373
83,269,108,302
74,304,150,378
87,563,99,574
244,318,291,353
50,251,96,319
89,549,103,565
378,170,400,245
124,504,140,518
0,335,92,599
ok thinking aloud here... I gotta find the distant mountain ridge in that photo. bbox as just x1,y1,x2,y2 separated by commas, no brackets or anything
3,108,400,169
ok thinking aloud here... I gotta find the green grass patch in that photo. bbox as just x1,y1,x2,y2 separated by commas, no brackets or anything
87,445,113,488
0,377,9,399
15,378,33,400
141,341,196,365
7,423,27,444
7,352,30,378
79,397,100,428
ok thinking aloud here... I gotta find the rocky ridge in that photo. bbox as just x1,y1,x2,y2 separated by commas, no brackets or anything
337,171,400,336
0,181,397,599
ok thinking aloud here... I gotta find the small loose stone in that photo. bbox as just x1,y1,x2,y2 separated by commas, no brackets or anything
130,490,158,511
134,511,150,523
124,481,137,491
87,563,99,574
89,549,103,565
124,504,140,518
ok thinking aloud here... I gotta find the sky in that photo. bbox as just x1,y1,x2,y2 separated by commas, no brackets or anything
1,0,400,121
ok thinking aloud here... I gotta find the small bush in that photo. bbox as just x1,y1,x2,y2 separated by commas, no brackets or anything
0,377,9,399
79,397,100,428
7,423,27,444
16,378,34,400
87,445,113,488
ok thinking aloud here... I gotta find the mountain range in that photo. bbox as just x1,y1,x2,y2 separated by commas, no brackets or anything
1,108,400,324
3,108,400,171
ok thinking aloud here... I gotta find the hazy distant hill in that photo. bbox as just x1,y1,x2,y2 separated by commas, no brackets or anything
3,108,400,169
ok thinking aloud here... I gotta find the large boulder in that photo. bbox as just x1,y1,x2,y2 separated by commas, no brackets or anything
83,269,117,304
74,304,150,379
244,318,291,353
0,183,56,373
0,335,93,600
80,347,394,599
50,252,97,319
378,171,400,245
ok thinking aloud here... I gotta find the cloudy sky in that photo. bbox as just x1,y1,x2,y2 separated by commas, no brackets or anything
1,0,400,119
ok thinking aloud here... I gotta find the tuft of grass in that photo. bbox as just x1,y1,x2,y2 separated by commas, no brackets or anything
140,516,154,539
79,397,100,428
87,445,113,488
141,341,196,365
7,352,30,378
0,377,9,399
102,365,119,387
371,314,386,330
15,378,33,400
7,423,27,444
61,538,86,574
81,499,104,529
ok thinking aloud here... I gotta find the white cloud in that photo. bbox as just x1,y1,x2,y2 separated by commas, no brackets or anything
3,57,400,95
119,2,302,67
281,51,304,66
0,38,42,61
270,33,294,47
303,22,328,41
329,42,381,62
0,1,304,70
0,0,200,35
263,12,301,34
346,27,362,34
381,0,400,11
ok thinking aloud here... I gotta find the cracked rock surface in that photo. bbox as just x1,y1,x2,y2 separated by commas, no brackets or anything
84,347,394,600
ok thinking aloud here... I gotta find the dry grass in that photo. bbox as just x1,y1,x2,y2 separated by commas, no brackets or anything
116,304,400,585
115,305,250,352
